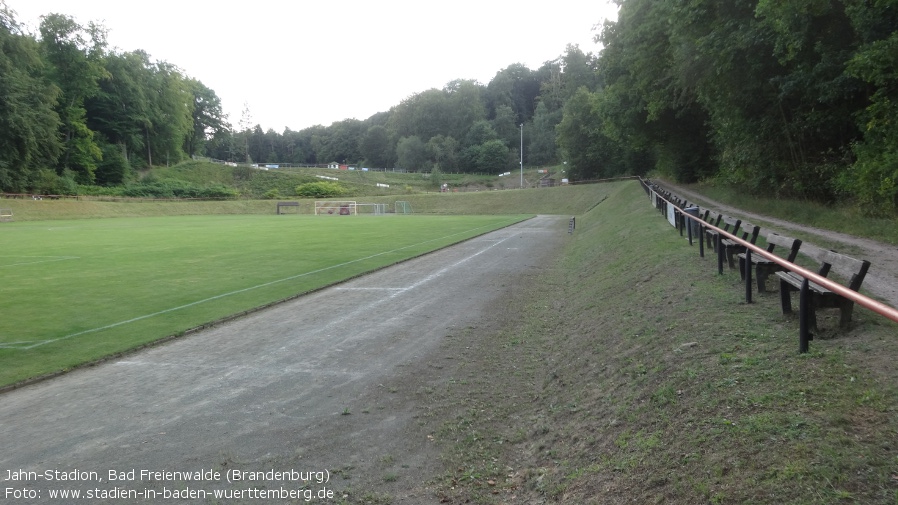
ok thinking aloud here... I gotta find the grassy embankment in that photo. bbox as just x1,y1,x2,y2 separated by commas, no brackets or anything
0,182,601,221
418,180,898,504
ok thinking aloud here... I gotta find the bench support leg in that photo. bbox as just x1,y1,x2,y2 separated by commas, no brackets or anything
799,278,812,353
757,268,768,293
838,300,855,328
717,236,724,275
780,278,793,314
744,249,752,303
699,225,705,258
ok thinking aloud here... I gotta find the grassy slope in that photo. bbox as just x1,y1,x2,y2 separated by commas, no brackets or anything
426,181,898,504
149,161,551,197
0,183,605,221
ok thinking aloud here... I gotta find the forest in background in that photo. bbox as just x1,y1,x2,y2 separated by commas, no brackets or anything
1,0,896,214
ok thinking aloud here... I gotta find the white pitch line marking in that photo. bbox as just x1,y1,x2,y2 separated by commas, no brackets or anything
0,256,80,268
0,340,53,349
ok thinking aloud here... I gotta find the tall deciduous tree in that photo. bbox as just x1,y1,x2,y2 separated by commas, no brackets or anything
840,0,898,214
86,50,152,167
185,78,227,158
426,135,461,172
396,135,427,171
0,2,61,191
145,61,191,166
39,13,107,183
359,124,395,168
486,63,541,124
528,101,561,166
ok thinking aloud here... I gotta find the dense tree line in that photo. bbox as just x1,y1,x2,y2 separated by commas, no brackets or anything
2,1,896,213
0,4,226,193
577,0,898,214
0,1,599,193
202,55,599,177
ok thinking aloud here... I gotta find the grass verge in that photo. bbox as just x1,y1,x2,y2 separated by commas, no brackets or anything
664,179,898,246
424,181,898,504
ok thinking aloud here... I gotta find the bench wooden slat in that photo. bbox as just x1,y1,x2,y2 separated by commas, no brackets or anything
737,232,802,292
775,247,871,332
706,214,740,253
703,211,723,250
721,221,759,269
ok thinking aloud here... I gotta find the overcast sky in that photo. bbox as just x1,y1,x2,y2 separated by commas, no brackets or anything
8,0,618,133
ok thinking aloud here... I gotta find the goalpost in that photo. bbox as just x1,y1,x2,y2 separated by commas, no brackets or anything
355,203,387,215
315,201,357,215
395,201,412,214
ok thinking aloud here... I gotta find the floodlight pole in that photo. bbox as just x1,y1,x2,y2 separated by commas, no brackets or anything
519,123,524,188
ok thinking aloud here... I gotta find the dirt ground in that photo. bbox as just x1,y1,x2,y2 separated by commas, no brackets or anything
0,216,567,504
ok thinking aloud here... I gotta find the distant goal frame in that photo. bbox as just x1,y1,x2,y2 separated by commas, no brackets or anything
395,201,412,214
314,200,357,216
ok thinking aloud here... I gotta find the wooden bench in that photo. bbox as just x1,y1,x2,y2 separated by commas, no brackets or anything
706,215,741,253
776,248,871,335
738,232,802,292
703,211,723,250
276,201,300,214
0,208,12,222
721,221,760,269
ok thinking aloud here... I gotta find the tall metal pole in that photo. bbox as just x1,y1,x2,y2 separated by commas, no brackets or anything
519,123,523,188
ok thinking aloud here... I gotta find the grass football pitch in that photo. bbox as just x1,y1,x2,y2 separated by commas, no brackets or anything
0,213,530,387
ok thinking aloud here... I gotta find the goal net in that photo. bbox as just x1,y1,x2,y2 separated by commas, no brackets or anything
315,200,357,215
355,203,387,215
395,201,412,214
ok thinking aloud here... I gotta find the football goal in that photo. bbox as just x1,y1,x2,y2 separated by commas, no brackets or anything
355,203,387,215
315,201,357,215
395,201,412,214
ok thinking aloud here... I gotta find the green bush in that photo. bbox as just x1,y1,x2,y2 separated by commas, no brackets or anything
33,169,77,195
295,181,346,198
121,179,238,199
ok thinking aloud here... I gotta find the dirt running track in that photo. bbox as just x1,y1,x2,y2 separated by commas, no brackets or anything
0,216,567,504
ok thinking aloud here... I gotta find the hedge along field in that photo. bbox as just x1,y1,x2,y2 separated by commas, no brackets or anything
0,214,530,387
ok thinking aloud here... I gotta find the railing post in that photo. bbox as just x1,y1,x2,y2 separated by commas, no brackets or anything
699,224,705,258
744,249,752,303
799,278,810,353
687,215,693,245
717,235,724,275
